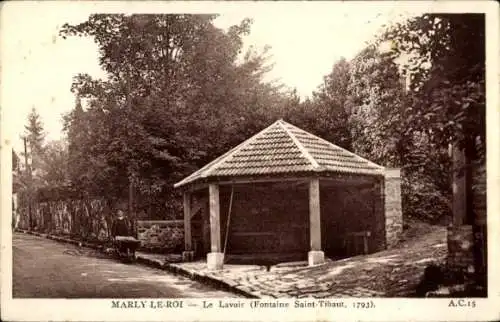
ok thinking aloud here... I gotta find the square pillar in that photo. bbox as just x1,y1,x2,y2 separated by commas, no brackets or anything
452,144,467,226
308,178,324,266
384,168,403,249
207,184,223,270
372,179,386,252
182,192,194,262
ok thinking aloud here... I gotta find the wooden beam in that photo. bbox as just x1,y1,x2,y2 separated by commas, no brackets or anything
209,184,221,252
270,181,308,190
320,176,376,186
215,174,377,187
183,192,192,251
309,178,321,251
186,182,208,193
217,177,308,186
178,172,380,193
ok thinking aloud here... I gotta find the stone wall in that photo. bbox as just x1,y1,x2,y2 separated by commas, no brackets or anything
447,225,475,277
384,169,403,248
137,220,185,253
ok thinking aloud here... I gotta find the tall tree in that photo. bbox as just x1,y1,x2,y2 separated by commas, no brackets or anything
38,140,70,188
381,14,486,288
63,96,93,194
24,107,45,154
60,14,287,216
345,45,408,167
312,57,353,150
381,14,485,160
22,107,46,186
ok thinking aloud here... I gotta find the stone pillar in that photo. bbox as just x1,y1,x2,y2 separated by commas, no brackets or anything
207,184,223,270
308,178,324,266
182,192,194,262
372,179,386,252
452,144,467,225
447,225,475,278
384,168,403,249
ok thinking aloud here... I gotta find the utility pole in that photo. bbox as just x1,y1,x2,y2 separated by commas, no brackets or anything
23,137,32,231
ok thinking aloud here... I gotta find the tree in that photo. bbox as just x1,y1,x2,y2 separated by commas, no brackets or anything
311,57,353,150
60,14,288,217
381,14,485,159
345,45,409,167
22,107,46,188
380,14,486,289
63,96,93,194
24,107,45,154
380,14,485,222
38,140,70,188
12,150,20,173
12,150,22,193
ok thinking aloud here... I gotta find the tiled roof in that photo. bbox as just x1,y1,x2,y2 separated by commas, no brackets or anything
174,120,384,188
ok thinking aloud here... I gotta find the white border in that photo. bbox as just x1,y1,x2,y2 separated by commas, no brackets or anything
1,1,499,321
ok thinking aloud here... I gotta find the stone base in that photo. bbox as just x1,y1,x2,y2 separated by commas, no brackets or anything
182,251,195,262
447,225,475,277
308,250,325,266
207,252,224,270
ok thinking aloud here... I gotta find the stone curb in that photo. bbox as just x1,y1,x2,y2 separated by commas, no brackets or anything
165,264,260,299
14,229,256,298
134,255,258,299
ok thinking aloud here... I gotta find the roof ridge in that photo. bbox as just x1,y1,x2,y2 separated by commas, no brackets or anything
281,120,384,170
174,119,285,188
200,120,284,178
278,120,320,169
173,143,242,188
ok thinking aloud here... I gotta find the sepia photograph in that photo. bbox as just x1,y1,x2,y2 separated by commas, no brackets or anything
1,1,498,321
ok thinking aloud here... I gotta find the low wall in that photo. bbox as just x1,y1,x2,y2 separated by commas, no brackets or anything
137,220,185,253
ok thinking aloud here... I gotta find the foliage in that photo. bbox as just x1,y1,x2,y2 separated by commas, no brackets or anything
381,14,485,158
302,14,484,223
59,14,289,217
43,13,484,224
12,150,20,172
20,107,47,190
380,14,485,222
310,58,353,150
38,140,70,188
24,107,45,154
12,150,22,193
345,46,409,167
22,107,46,177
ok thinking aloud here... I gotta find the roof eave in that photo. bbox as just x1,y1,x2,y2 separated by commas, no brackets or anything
174,168,385,189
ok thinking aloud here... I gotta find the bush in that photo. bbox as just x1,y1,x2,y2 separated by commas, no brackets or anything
402,173,451,224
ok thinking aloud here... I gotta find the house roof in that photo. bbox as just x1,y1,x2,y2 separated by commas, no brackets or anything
174,119,384,188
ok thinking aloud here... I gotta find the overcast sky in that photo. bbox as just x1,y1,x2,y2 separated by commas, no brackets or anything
1,1,426,153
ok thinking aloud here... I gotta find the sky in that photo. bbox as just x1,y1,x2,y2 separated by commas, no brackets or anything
1,1,424,153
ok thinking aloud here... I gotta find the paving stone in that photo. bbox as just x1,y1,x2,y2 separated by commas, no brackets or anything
313,292,333,298
223,279,240,288
237,286,253,293
56,223,444,299
260,292,277,298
